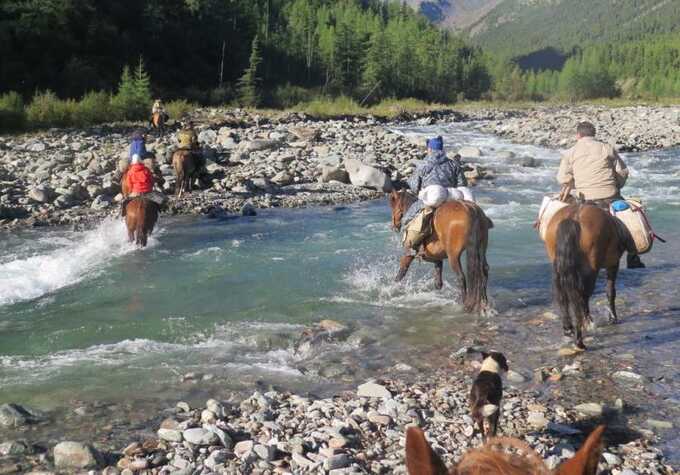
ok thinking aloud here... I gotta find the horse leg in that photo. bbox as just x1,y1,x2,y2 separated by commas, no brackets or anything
606,264,619,324
433,261,443,290
449,253,467,304
395,255,415,282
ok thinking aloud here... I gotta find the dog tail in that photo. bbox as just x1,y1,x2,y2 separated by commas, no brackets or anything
481,404,499,417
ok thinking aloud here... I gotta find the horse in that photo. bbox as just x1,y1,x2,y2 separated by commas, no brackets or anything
405,425,605,475
389,190,494,315
150,112,166,137
544,203,626,350
172,149,198,198
120,169,159,247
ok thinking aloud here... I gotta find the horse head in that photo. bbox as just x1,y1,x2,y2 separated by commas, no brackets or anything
388,189,415,232
406,425,605,475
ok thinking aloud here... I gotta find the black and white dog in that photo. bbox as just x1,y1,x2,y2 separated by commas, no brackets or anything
469,351,509,440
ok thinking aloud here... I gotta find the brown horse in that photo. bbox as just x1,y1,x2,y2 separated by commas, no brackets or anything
172,149,198,198
150,112,166,137
389,190,493,314
125,198,159,247
545,204,625,349
120,169,159,247
405,425,605,475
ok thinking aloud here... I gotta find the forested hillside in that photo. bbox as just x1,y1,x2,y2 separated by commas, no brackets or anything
471,0,680,57
0,0,488,105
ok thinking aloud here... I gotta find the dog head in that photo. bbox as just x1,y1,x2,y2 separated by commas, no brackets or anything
480,351,509,374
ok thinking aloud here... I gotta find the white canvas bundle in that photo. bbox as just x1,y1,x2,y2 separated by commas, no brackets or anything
418,185,449,207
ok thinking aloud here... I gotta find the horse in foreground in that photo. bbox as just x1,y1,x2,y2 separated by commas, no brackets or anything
389,190,493,314
406,425,605,475
172,149,198,198
544,204,625,349
121,169,159,247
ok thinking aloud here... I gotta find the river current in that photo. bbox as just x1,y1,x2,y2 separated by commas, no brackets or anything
1,122,678,462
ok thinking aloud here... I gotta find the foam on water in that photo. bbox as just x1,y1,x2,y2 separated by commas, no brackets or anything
0,218,144,307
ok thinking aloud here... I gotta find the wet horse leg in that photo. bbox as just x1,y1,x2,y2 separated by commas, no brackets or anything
606,264,619,323
449,253,467,303
433,261,443,290
395,255,415,282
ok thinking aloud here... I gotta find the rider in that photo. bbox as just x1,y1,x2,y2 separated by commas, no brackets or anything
177,121,208,184
402,136,467,254
151,99,169,122
557,121,644,268
121,154,154,216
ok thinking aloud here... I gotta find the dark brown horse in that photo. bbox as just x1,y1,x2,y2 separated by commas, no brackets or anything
150,112,166,137
544,204,625,349
389,190,494,315
172,149,198,198
405,425,605,475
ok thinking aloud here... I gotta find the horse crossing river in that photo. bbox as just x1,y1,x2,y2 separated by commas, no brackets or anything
1,122,679,462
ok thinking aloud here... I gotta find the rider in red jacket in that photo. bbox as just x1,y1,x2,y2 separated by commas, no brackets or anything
126,155,154,195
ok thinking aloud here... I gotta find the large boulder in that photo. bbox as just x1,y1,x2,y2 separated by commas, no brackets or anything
343,158,392,192
458,146,482,158
320,165,350,184
53,441,99,470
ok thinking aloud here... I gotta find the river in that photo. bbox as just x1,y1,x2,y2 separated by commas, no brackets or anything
1,122,678,463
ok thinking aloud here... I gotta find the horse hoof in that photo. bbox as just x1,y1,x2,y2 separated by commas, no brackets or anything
563,327,575,337
576,341,586,351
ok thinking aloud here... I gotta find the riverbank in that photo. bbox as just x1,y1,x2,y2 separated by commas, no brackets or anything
2,345,675,474
2,104,679,230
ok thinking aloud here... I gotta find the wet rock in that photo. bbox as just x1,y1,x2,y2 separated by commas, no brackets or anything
506,370,526,383
357,382,392,399
53,441,99,470
458,146,482,158
0,403,44,428
344,158,393,192
645,419,673,430
527,412,548,428
241,203,257,216
574,403,603,416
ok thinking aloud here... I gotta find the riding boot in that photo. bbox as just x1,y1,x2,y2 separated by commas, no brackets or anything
627,254,645,269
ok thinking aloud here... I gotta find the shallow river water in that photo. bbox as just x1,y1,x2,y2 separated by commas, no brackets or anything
1,123,678,463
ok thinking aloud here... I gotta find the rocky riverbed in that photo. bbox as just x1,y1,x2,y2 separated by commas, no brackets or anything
1,338,674,474
0,107,510,230
477,104,680,151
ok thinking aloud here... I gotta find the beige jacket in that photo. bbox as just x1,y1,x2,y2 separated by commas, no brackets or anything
557,137,628,200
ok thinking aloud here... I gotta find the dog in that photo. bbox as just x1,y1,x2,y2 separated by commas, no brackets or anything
469,351,509,440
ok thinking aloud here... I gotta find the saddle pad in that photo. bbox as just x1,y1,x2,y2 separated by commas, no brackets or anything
612,201,654,254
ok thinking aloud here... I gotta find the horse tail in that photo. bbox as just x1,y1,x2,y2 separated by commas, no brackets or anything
464,206,490,314
553,218,586,328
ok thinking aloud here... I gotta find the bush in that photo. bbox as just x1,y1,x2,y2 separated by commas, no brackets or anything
72,91,112,126
269,83,314,108
208,86,234,105
296,95,364,117
166,99,196,121
26,90,77,127
0,91,26,131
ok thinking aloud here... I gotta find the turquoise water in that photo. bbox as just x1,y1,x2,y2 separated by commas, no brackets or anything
1,123,679,461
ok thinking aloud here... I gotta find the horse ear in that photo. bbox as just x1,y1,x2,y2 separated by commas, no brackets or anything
554,425,605,475
405,427,449,475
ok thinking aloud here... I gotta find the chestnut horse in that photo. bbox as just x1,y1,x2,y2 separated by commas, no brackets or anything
120,169,159,247
545,204,625,349
172,149,198,198
150,112,166,137
389,190,493,315
405,425,605,475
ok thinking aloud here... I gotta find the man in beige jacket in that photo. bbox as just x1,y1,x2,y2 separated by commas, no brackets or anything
557,121,644,268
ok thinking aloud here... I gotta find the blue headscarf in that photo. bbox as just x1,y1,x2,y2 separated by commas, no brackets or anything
427,136,444,151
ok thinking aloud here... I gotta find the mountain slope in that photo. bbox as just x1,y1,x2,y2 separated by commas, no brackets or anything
469,0,680,57
403,0,502,30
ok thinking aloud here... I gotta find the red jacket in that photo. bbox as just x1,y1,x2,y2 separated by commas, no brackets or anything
126,164,154,194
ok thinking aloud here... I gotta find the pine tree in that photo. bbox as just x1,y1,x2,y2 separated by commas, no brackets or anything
238,35,263,107
133,56,152,108
112,65,137,119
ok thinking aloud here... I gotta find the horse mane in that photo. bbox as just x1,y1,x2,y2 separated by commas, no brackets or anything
453,437,549,475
